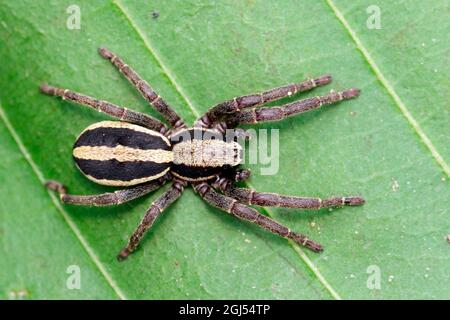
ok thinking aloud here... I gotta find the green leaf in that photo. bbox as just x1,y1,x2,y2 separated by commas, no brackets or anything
0,0,448,299
0,110,118,299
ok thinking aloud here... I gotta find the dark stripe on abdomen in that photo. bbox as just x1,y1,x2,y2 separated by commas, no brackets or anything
74,158,170,182
170,128,226,145
74,127,169,150
171,164,228,180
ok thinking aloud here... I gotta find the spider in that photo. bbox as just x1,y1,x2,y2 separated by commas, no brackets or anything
41,47,364,261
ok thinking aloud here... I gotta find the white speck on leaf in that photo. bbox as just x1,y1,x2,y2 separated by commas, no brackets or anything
391,178,399,192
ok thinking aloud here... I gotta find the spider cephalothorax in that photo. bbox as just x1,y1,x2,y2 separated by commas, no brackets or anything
42,47,364,261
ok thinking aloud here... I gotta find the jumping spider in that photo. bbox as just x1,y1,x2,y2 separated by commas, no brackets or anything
42,47,364,261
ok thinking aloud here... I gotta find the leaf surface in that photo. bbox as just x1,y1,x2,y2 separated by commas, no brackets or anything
0,0,448,299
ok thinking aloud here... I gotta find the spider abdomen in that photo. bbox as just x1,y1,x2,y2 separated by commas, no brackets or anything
73,121,172,186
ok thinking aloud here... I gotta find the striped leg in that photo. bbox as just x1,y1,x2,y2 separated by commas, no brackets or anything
40,84,168,133
225,88,360,127
195,74,332,127
98,47,186,129
45,176,168,206
212,170,252,191
194,183,323,252
220,185,365,209
117,180,186,261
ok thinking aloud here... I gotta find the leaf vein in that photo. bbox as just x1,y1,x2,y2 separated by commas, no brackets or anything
326,0,449,178
0,103,127,301
113,0,200,119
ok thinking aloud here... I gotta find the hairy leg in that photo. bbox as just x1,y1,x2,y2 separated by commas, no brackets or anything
40,84,168,133
195,75,332,127
194,182,323,252
117,179,186,261
99,47,186,129
224,88,360,127
218,184,364,209
45,175,169,206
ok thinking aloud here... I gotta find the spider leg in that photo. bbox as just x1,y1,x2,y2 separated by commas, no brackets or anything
233,169,252,182
40,84,168,133
117,180,186,261
45,176,169,206
212,121,253,140
194,182,323,252
217,183,365,209
99,47,186,129
212,169,252,191
224,88,360,127
195,74,332,127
